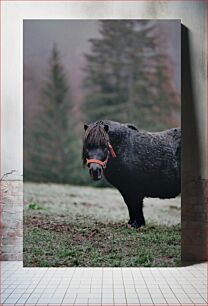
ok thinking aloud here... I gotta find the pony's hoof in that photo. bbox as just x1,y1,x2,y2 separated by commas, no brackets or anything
130,220,144,229
127,220,134,228
127,219,145,229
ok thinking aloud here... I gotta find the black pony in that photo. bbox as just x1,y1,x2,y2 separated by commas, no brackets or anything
82,120,181,228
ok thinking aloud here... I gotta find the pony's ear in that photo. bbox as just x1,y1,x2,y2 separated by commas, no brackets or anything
84,124,88,131
126,123,138,131
104,124,109,133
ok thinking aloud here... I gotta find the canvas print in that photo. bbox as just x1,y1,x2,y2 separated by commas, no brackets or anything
23,20,181,267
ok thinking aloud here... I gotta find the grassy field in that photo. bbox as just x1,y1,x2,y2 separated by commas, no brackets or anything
23,182,181,267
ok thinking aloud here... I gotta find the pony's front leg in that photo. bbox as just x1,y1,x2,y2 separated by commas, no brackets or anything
128,205,145,228
120,191,145,228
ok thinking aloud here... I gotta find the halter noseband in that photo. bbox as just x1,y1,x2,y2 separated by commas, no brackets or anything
86,142,116,169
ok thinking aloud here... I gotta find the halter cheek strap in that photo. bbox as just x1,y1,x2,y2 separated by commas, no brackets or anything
86,142,116,169
108,142,116,158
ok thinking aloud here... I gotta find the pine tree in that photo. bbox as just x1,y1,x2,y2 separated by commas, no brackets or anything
83,20,180,131
26,45,75,183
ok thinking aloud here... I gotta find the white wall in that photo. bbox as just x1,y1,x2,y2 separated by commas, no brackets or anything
1,1,207,180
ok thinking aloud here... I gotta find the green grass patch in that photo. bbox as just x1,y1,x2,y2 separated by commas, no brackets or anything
23,214,181,267
28,202,45,210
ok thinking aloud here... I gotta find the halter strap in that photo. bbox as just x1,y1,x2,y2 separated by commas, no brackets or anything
86,142,116,169
86,158,108,169
108,142,116,158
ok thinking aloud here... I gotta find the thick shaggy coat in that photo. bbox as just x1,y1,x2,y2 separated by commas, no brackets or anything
82,120,181,228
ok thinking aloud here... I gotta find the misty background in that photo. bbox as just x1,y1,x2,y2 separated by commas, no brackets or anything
23,20,181,186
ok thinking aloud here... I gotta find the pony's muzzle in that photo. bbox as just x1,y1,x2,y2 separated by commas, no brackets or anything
89,163,103,181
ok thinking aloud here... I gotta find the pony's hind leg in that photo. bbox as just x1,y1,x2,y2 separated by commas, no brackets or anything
120,191,145,228
139,200,145,226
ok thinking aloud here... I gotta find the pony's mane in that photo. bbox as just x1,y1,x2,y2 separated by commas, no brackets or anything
82,123,109,165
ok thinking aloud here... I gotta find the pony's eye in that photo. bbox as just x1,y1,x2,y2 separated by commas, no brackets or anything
85,149,89,157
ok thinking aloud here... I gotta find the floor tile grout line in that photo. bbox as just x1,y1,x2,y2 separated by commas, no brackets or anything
130,267,141,305
121,268,128,305
88,268,96,304
172,268,207,303
0,262,208,305
100,266,104,305
139,268,154,305
60,265,77,304
150,268,170,304
23,267,50,305
167,269,192,302
1,281,25,303
156,267,182,303
191,280,208,301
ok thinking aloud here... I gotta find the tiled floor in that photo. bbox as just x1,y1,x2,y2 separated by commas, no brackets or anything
0,261,207,305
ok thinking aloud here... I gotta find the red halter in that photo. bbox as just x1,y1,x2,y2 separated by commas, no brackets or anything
86,142,116,169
